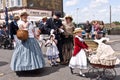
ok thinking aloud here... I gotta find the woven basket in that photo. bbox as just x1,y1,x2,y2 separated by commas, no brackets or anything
85,40,98,50
16,30,28,41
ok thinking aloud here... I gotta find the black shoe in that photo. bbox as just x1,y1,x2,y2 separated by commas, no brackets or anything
52,61,58,66
54,62,58,66
50,63,54,67
70,67,73,74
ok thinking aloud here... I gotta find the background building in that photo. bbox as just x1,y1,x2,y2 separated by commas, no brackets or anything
27,0,63,12
0,0,63,22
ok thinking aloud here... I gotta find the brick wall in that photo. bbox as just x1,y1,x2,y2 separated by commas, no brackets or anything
26,0,63,12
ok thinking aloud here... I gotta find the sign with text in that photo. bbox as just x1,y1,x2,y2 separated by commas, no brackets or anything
26,9,52,17
0,9,52,19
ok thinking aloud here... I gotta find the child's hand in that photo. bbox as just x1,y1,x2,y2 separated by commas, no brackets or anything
88,49,92,52
84,49,92,53
85,50,89,53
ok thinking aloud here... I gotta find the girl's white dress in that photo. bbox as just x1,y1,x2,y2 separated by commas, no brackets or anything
45,40,59,58
69,36,87,69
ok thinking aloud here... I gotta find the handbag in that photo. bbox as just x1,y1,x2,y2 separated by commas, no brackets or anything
16,29,28,41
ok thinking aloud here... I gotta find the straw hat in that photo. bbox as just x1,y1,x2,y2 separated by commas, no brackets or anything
42,16,47,20
65,15,73,21
73,28,83,34
20,12,29,17
13,15,20,20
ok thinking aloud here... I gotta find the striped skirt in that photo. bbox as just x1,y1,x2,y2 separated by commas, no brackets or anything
10,38,45,71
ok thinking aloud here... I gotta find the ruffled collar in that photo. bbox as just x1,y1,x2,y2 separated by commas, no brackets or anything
75,35,84,42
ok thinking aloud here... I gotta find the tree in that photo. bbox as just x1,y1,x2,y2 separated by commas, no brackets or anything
113,21,120,25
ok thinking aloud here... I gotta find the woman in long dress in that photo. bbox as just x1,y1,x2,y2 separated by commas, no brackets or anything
62,15,75,64
10,12,45,72
69,28,89,77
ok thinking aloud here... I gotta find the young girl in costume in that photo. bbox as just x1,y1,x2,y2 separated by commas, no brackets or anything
69,28,89,77
45,34,59,66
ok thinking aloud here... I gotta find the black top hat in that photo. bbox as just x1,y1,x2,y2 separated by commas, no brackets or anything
54,11,61,17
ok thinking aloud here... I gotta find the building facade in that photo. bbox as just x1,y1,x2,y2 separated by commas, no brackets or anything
0,0,63,22
27,0,63,12
0,0,23,10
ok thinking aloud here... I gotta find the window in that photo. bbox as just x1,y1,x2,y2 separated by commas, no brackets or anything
0,0,3,9
6,0,9,7
0,0,2,4
18,0,20,6
11,0,14,7
17,0,22,6
9,0,22,7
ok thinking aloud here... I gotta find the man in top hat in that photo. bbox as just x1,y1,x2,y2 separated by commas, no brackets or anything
44,11,64,63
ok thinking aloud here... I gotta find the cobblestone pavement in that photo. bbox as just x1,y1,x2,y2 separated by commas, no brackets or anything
0,35,120,80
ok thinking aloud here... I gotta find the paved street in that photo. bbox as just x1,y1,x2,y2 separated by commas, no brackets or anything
0,35,120,80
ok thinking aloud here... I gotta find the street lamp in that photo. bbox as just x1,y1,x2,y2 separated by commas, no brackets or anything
76,8,79,27
110,5,112,28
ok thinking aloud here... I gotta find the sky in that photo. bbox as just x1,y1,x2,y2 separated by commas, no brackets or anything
63,0,120,23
